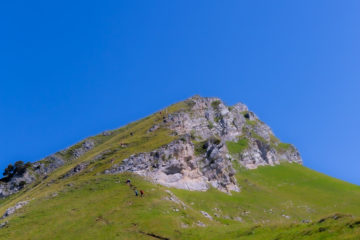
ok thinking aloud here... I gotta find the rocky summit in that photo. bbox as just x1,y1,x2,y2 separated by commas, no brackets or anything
105,96,301,192
1,96,301,197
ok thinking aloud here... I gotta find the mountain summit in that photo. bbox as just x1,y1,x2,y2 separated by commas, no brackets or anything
1,96,301,196
106,95,301,192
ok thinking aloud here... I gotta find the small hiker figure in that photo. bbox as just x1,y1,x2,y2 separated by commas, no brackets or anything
134,189,139,197
140,190,144,197
126,179,131,185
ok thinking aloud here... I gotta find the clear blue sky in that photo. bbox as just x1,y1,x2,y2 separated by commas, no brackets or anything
1,1,359,184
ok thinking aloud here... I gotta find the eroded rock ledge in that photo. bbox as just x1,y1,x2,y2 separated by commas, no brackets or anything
105,137,239,192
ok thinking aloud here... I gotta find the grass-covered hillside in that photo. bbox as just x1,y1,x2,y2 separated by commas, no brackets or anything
1,99,360,239
1,164,360,240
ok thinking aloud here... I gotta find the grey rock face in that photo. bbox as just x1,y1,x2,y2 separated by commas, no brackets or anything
1,134,99,198
169,96,301,167
164,190,187,209
0,171,36,198
1,153,67,198
165,96,247,141
1,200,29,219
106,96,302,192
102,131,112,136
200,211,213,220
196,221,206,227
73,140,95,158
61,162,90,179
160,96,301,168
33,154,65,175
277,147,302,164
105,137,239,192
1,139,97,198
0,221,8,228
148,124,160,133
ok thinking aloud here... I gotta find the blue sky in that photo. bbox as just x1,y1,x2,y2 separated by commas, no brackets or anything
1,1,359,184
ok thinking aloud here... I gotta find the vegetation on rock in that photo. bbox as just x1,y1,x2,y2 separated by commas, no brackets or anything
226,138,249,154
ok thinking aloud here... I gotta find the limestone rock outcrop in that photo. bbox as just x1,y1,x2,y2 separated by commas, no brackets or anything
106,96,301,192
0,139,96,198
106,137,239,192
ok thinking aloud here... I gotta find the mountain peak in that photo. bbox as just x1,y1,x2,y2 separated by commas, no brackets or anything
105,96,301,192
0,96,301,197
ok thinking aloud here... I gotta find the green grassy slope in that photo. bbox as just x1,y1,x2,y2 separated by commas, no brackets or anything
1,164,360,240
1,100,360,239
